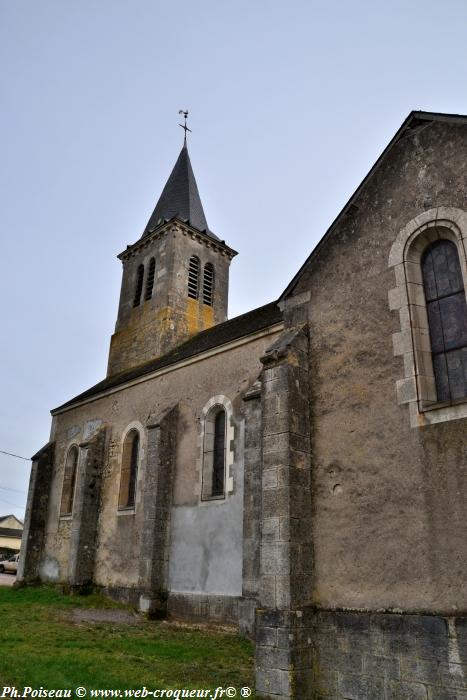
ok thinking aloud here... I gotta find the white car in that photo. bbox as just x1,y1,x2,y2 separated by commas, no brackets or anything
0,553,20,574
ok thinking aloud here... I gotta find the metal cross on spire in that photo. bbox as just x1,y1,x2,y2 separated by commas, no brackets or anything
178,110,192,145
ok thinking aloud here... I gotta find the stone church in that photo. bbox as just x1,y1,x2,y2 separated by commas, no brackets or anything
20,111,467,699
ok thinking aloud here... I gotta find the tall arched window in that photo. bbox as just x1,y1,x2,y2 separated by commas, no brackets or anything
145,257,156,301
60,445,78,517
188,256,200,299
133,265,144,307
203,263,215,306
118,430,140,510
422,239,467,403
202,406,226,499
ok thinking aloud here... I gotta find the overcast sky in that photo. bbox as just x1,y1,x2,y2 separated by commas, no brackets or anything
2,0,467,519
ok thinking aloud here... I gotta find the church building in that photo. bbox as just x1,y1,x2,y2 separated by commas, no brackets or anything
20,112,467,699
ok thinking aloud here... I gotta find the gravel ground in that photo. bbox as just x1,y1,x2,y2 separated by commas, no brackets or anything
0,573,16,586
70,608,143,625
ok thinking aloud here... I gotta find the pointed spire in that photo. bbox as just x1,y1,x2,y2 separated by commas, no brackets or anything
142,144,218,240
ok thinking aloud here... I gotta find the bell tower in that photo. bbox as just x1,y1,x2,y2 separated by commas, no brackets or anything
107,141,237,377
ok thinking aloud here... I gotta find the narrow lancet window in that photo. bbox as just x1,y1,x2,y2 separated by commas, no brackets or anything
145,258,156,301
60,445,78,517
118,430,140,510
188,256,200,299
133,265,144,307
422,239,467,403
202,406,226,499
212,409,226,496
203,263,215,306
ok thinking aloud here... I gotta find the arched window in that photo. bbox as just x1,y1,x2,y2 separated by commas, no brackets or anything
133,265,144,307
422,239,467,403
60,445,78,517
145,258,156,301
188,256,200,299
118,430,140,510
203,263,215,306
202,406,226,499
389,209,467,427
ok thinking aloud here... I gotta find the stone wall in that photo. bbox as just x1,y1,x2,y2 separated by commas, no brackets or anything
38,327,281,610
257,608,467,699
291,119,467,612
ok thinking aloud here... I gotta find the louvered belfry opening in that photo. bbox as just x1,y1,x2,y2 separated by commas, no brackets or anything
188,256,200,299
203,263,215,306
118,430,139,510
145,258,156,301
422,239,467,403
60,445,78,516
133,265,145,307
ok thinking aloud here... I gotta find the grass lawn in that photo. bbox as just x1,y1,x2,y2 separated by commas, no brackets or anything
0,586,256,697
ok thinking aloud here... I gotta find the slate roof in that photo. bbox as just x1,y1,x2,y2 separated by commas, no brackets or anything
281,110,467,299
0,528,22,539
142,144,219,240
52,301,283,413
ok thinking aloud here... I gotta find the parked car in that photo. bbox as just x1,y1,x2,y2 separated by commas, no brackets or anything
0,553,19,574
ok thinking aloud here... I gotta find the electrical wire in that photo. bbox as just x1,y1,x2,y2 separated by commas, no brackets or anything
0,450,30,461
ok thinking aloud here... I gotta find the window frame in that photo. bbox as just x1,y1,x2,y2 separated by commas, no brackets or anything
198,395,234,503
59,444,79,519
118,425,143,514
389,207,467,427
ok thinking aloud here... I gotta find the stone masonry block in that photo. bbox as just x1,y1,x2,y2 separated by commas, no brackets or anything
338,673,384,700
312,666,338,696
396,377,417,404
274,575,291,609
438,662,467,689
401,658,440,685
261,543,290,575
262,487,290,519
257,626,279,647
428,689,467,700
263,468,279,490
262,517,280,542
257,645,292,671
256,668,283,696
363,654,401,680
385,681,428,700
259,576,277,608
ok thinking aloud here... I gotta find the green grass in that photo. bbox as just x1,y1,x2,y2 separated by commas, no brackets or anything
0,586,255,697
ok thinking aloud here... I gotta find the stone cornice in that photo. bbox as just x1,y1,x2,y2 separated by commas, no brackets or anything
118,218,238,262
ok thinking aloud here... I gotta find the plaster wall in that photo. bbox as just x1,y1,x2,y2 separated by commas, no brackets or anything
0,536,21,551
41,329,280,595
168,419,244,595
293,120,467,612
0,516,23,529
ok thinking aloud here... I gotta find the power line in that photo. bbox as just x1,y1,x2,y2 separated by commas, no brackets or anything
0,450,30,461
0,485,26,495
0,495,24,510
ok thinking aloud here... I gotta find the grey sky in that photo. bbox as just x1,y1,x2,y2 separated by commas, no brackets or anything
2,0,467,519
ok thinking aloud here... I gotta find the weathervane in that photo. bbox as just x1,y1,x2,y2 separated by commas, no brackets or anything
178,110,192,145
